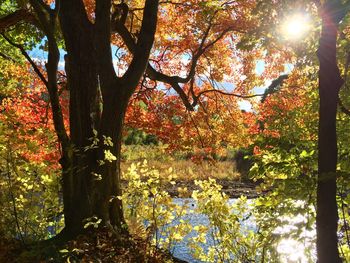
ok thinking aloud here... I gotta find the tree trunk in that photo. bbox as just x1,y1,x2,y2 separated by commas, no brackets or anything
59,1,99,234
56,0,159,237
0,0,157,239
58,0,126,235
94,89,129,231
316,1,345,262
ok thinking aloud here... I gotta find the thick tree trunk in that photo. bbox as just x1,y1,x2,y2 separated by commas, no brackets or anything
316,2,344,262
58,0,119,235
56,0,158,237
0,0,158,240
94,89,129,230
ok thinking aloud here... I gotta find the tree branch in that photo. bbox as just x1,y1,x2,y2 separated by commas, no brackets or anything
35,0,52,14
1,33,48,86
261,74,289,103
113,8,241,109
195,89,264,100
29,0,70,148
29,0,52,36
339,96,350,116
94,0,117,89
0,9,38,32
0,51,17,62
123,0,159,93
113,22,194,109
113,1,248,110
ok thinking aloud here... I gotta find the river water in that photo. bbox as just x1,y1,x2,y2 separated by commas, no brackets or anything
162,198,316,263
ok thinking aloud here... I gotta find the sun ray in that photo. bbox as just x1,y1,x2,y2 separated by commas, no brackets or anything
281,13,310,40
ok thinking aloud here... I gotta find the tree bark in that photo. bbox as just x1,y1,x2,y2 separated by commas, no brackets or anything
57,0,159,237
0,9,37,32
316,1,345,262
58,0,99,234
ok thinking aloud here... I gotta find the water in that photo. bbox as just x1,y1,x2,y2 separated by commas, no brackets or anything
167,198,211,262
160,198,316,263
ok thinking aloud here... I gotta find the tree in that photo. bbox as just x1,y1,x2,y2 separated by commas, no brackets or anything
240,0,350,260
1,0,158,238
316,1,347,261
125,89,252,154
1,0,272,239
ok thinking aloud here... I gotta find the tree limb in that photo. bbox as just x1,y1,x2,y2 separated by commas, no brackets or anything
29,0,70,148
261,74,289,103
122,0,159,94
94,0,118,90
0,51,17,62
1,33,48,86
195,89,264,100
0,9,38,32
339,96,350,116
113,7,243,110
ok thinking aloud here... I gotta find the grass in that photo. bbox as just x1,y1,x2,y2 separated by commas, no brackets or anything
121,144,241,181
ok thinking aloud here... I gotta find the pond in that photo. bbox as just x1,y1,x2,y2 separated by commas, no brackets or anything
160,198,316,263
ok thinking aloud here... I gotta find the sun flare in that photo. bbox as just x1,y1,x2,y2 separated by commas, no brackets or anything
281,14,310,40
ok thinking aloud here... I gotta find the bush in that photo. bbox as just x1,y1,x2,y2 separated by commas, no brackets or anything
123,128,158,145
233,148,254,181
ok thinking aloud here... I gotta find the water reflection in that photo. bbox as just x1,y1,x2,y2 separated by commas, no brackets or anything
277,238,312,262
166,198,315,263
274,213,316,262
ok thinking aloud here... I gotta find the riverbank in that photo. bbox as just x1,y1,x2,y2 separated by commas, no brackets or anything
121,179,260,199
121,145,259,199
166,179,260,198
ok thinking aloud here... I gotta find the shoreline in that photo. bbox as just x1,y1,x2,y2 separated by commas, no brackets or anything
166,179,260,198
122,179,261,199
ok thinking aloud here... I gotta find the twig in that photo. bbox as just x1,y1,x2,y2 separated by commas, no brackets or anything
5,145,25,246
